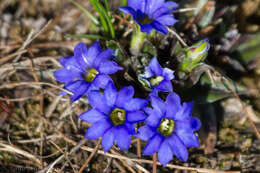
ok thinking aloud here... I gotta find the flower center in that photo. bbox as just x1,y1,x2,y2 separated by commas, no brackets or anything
138,15,154,25
157,118,175,137
109,108,126,126
149,76,164,87
85,68,99,82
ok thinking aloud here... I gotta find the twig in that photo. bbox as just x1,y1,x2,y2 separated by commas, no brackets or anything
137,138,142,173
78,139,101,173
153,153,157,173
174,8,198,13
0,81,73,95
167,27,188,47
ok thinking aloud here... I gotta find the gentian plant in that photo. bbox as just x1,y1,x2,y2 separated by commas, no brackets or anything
139,57,174,93
54,41,122,101
120,0,178,34
79,82,148,152
137,93,201,165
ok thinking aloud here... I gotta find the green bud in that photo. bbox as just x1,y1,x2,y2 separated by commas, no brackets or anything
180,39,210,73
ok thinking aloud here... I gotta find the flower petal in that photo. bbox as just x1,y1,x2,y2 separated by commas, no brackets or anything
167,134,188,162
79,109,106,124
102,127,115,152
150,95,166,115
115,86,134,106
64,80,89,102
128,0,146,12
156,14,178,26
148,57,163,75
162,67,174,81
85,41,101,66
115,126,131,151
119,6,136,17
190,117,201,132
137,125,155,141
93,49,114,68
144,107,162,127
151,21,168,34
85,118,112,140
54,68,81,83
124,98,148,111
165,92,181,119
98,60,123,74
74,42,91,70
174,102,193,121
127,110,147,123
125,122,136,135
143,134,163,155
59,56,82,72
140,24,154,34
90,74,113,91
146,0,164,16
155,80,172,92
158,140,173,166
104,82,117,107
88,91,111,114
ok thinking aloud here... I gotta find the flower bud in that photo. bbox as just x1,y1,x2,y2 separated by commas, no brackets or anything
180,39,210,72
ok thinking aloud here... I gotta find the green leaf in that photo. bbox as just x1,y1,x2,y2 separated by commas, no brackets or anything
89,0,115,38
66,34,109,40
69,0,99,25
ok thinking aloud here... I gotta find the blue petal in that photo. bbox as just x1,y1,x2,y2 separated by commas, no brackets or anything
143,134,163,155
125,122,136,135
84,41,101,66
151,21,168,34
137,125,155,141
144,107,162,127
174,102,193,121
162,67,174,81
88,91,111,114
59,56,82,72
74,42,91,71
54,68,81,83
167,134,188,162
102,127,115,152
119,6,136,17
98,60,123,74
158,140,173,166
128,0,146,12
140,24,154,34
148,57,163,75
127,110,147,123
155,80,172,92
78,109,106,124
124,98,148,111
152,2,178,18
150,95,166,115
85,118,112,140
115,86,134,107
64,80,89,102
104,82,117,107
190,117,201,132
90,74,113,91
146,0,164,16
165,92,181,119
156,14,178,26
175,122,200,148
93,49,114,68
115,126,131,151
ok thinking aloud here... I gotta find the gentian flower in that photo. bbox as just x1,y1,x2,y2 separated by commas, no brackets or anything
120,0,178,34
137,93,201,166
139,57,174,93
79,82,148,152
54,41,123,101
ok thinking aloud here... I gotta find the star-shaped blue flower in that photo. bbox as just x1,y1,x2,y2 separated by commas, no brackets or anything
79,82,148,152
54,41,123,102
120,0,178,34
137,93,201,166
140,57,174,93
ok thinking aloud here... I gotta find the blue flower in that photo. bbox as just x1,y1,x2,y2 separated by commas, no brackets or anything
120,0,178,34
137,93,201,166
79,82,148,152
139,57,174,93
54,41,123,102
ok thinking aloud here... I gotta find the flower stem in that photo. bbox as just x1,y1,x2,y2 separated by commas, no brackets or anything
152,153,157,173
130,25,146,55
